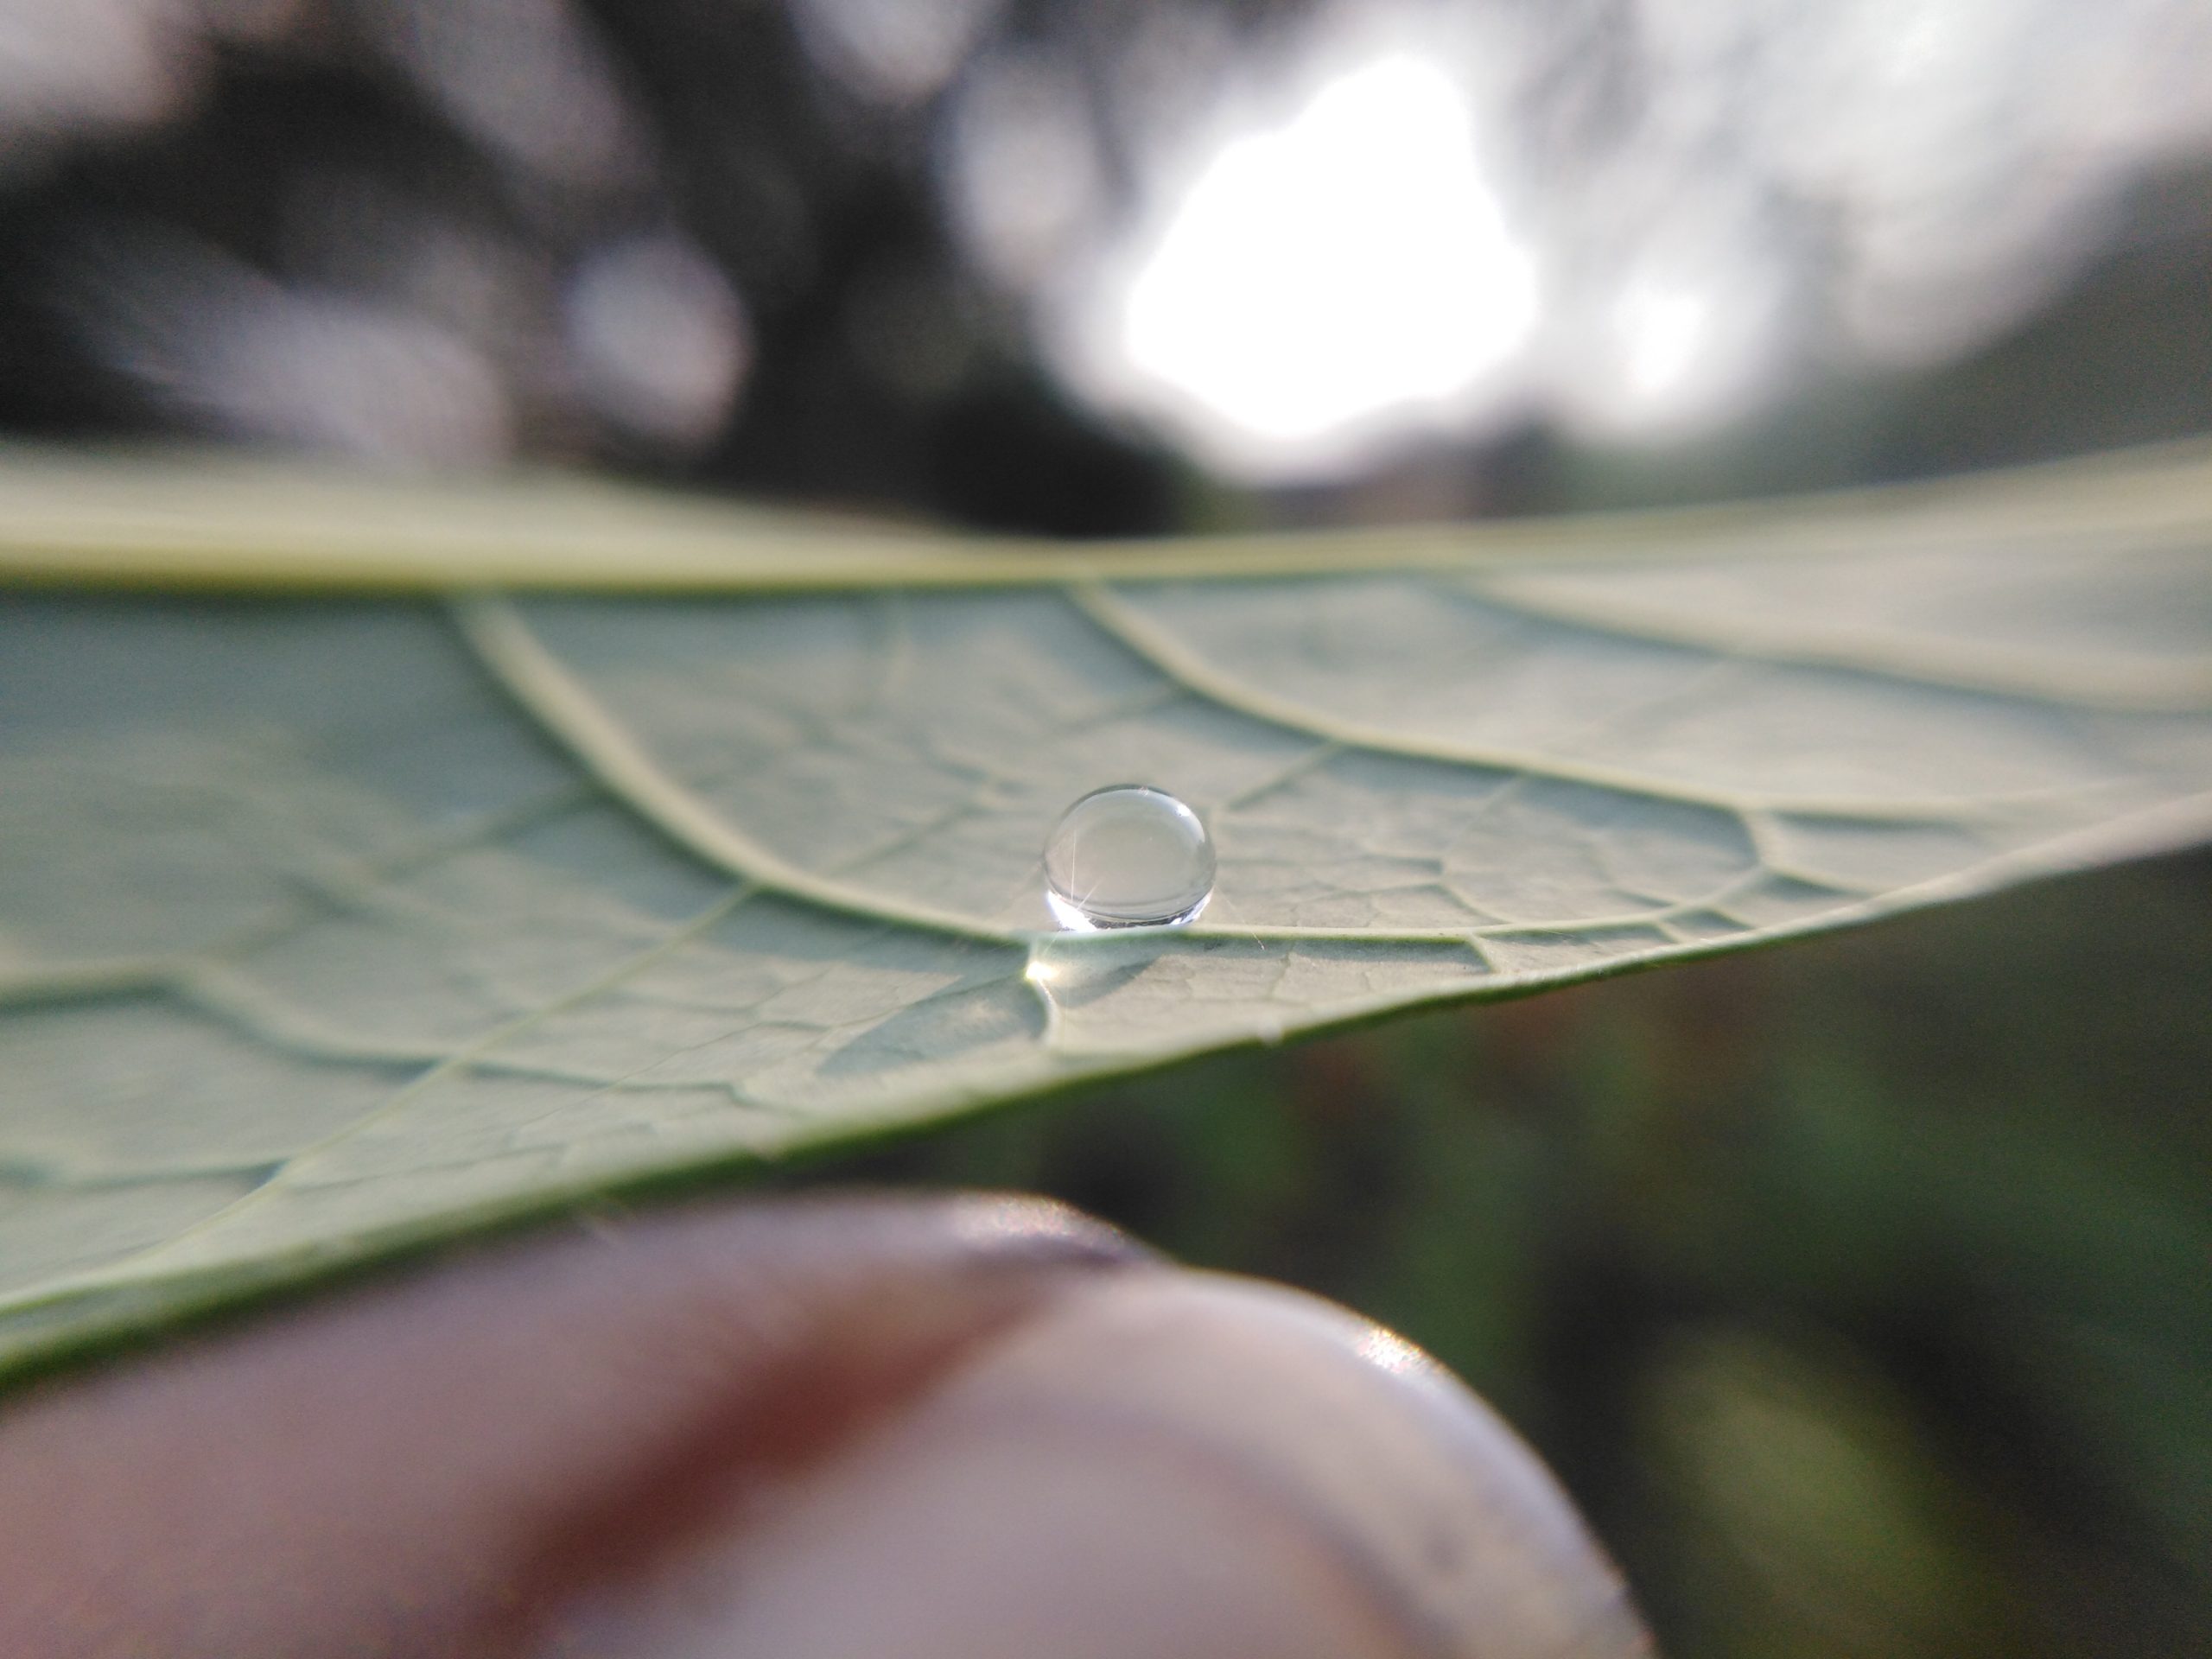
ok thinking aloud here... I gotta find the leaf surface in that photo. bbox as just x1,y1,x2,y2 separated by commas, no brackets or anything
3,442,2211,1376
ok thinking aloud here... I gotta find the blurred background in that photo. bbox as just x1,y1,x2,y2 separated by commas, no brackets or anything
0,0,2207,1652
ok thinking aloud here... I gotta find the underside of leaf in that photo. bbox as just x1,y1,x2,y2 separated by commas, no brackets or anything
2,441,2209,1378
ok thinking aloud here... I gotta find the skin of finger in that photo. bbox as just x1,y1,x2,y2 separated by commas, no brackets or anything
533,1272,1655,1659
0,1192,1148,1659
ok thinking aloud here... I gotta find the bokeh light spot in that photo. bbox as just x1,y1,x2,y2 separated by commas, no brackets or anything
1073,52,1538,482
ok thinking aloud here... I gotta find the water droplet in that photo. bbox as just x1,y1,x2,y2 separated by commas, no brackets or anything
1043,785,1215,930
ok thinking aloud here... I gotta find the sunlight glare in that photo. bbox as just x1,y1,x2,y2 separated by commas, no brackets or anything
1095,52,1537,480
1618,285,1710,401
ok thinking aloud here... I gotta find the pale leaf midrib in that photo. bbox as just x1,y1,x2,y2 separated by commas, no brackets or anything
0,438,2207,593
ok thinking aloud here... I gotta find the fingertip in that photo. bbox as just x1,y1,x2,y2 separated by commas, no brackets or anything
546,1267,1653,1659
0,1196,1648,1659
0,1192,1151,1659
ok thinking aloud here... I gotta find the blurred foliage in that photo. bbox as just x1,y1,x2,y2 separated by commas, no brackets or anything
799,847,2212,1657
1,0,2207,524
0,0,1181,534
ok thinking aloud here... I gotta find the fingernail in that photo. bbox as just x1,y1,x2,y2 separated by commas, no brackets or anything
540,1272,1653,1659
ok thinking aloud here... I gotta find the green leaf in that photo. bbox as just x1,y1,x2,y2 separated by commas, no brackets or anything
3,441,2210,1378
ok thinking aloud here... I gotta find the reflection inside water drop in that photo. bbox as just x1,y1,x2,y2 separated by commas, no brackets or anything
1043,785,1215,930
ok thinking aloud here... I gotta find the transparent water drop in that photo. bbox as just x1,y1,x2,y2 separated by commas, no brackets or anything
1043,785,1215,930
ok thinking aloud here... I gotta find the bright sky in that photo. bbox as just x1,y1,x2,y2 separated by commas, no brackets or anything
1019,0,2212,484
1080,53,1539,481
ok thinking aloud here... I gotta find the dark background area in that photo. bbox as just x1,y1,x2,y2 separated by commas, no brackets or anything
1,2,2208,1653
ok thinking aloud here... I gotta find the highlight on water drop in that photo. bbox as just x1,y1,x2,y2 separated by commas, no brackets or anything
1042,785,1215,930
